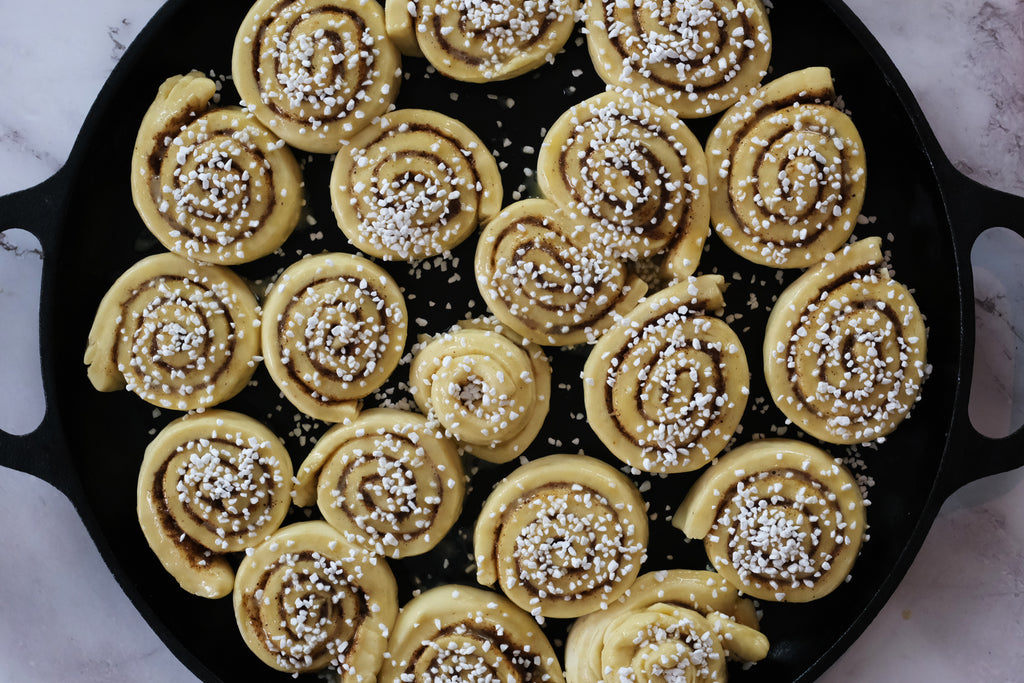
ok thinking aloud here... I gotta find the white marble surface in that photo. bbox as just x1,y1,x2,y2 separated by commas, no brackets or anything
1,1,1022,681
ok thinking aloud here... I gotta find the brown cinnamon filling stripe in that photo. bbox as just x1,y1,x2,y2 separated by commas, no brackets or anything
406,621,548,676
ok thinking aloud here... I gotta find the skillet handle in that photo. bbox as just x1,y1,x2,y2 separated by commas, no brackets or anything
937,157,1024,497
0,168,75,497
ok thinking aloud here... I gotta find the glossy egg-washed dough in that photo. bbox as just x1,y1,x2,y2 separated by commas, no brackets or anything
137,410,293,599
584,275,749,474
674,438,867,603
131,72,303,265
84,252,261,411
261,252,408,423
410,317,551,463
292,408,465,559
331,108,502,262
707,67,867,268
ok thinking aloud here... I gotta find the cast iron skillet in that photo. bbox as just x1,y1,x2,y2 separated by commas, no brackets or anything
2,1,1024,681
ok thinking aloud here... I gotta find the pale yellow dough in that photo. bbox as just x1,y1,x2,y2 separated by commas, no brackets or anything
292,408,465,558
137,410,293,599
583,275,749,474
232,0,401,153
381,584,565,682
233,521,398,677
385,0,580,82
410,318,551,463
537,90,711,280
706,66,867,267
475,198,648,346
763,236,928,443
673,438,867,603
474,453,648,619
331,108,502,262
261,252,408,422
83,252,261,411
585,0,772,118
130,72,303,265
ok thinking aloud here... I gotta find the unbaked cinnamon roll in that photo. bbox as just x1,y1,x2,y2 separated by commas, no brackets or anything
292,407,465,558
474,453,648,619
261,252,408,422
409,318,551,463
583,275,749,474
566,569,768,683
84,253,261,411
475,199,648,346
131,72,303,265
763,237,927,444
137,410,293,599
706,67,867,268
331,108,502,262
673,438,867,603
585,0,772,118
537,90,711,279
233,521,398,677
232,0,402,153
381,584,565,682
385,0,579,82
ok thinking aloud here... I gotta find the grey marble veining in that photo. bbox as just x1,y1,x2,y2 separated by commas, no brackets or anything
1,1,1022,681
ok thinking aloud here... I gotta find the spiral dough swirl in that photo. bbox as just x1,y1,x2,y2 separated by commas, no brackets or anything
673,438,867,603
385,0,579,82
537,90,711,279
584,275,749,474
233,521,398,677
233,0,402,153
331,108,502,262
84,253,262,411
474,453,649,619
381,584,565,682
475,199,648,346
130,73,303,265
707,67,867,268
763,236,928,444
585,0,772,118
261,252,408,422
293,408,465,558
410,318,551,463
136,410,293,599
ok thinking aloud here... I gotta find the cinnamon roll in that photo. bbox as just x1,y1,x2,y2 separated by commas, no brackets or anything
232,0,402,153
84,253,261,411
385,0,579,82
261,252,408,422
137,410,293,599
381,584,565,682
233,521,398,677
585,0,772,118
330,108,502,262
673,438,867,603
475,199,648,346
706,67,867,268
566,569,768,683
131,72,303,265
474,453,649,619
537,90,711,279
763,237,927,443
583,275,749,474
409,318,551,463
292,407,465,558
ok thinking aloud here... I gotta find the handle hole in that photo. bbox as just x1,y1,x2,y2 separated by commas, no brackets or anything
0,229,45,435
969,227,1024,438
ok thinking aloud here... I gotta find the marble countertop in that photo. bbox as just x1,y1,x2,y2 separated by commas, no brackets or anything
1,1,1022,681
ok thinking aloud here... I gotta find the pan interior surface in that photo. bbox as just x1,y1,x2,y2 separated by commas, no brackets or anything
46,1,962,681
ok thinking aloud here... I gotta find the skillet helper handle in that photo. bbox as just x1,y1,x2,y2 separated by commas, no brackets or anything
938,158,1024,496
0,168,75,496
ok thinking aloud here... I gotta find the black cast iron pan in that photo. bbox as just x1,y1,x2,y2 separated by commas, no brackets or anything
2,1,1023,681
